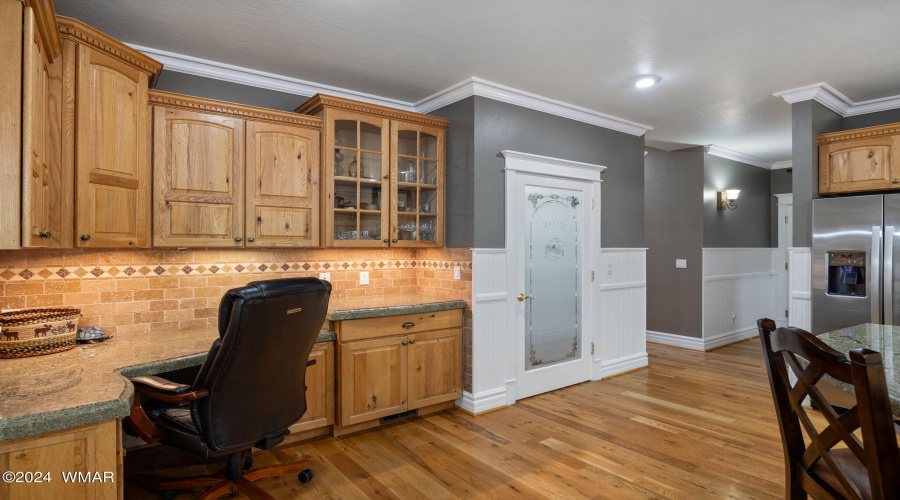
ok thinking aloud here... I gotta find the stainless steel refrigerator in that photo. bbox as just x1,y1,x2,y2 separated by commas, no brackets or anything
812,194,900,334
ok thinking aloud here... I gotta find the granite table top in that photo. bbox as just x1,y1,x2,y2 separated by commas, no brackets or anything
818,323,899,415
0,295,466,441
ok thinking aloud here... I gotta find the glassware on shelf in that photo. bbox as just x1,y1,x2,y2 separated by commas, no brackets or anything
348,156,358,177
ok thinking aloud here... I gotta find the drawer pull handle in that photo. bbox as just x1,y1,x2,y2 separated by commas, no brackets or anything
402,322,415,329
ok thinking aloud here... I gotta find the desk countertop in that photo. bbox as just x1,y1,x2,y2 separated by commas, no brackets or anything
818,323,899,415
0,295,466,441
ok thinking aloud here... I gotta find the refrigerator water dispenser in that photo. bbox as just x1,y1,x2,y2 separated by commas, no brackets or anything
826,251,867,297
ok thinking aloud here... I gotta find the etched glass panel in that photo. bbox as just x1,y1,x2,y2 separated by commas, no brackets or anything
525,188,581,371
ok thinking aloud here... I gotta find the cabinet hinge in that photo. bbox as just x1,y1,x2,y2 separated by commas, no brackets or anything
591,343,595,355
785,309,789,318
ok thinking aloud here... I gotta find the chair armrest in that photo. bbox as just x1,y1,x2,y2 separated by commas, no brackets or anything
306,359,317,367
131,376,209,404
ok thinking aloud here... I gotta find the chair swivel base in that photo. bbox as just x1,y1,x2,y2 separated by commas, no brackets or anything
160,452,313,500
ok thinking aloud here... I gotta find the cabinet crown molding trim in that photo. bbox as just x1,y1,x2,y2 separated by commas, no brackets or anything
296,93,449,128
149,90,323,129
774,82,900,117
57,17,162,80
704,144,775,169
24,0,61,60
816,122,900,144
415,77,653,137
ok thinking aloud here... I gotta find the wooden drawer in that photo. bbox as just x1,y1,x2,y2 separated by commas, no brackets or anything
338,309,462,342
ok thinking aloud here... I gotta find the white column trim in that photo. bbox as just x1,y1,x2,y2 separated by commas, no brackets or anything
775,193,794,205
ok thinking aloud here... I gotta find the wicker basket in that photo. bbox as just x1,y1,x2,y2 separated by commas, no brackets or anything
0,307,81,359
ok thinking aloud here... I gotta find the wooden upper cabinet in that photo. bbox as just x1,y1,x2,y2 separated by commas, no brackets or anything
818,123,900,195
153,107,244,247
295,94,448,248
58,17,162,248
148,91,323,248
21,4,63,248
0,0,62,249
245,120,320,247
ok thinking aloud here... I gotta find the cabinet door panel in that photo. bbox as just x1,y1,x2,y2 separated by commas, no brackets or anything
292,342,334,432
245,121,319,246
389,120,444,247
339,337,406,426
408,329,462,409
819,135,898,194
153,107,243,247
75,46,149,247
21,6,62,248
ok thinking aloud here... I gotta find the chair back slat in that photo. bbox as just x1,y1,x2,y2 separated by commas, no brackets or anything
756,318,900,500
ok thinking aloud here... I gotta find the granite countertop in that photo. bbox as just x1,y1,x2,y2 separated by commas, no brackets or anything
818,323,899,415
327,294,467,321
0,295,466,441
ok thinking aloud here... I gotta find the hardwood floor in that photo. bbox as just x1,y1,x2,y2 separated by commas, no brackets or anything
124,340,795,499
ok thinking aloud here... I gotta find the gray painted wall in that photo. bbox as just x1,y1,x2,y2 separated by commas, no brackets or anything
842,108,900,130
770,169,792,246
154,70,310,111
429,97,475,248
791,101,843,247
644,147,704,338
472,96,645,248
703,154,772,248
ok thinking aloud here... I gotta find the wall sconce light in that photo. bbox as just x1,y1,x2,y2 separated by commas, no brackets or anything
717,189,740,210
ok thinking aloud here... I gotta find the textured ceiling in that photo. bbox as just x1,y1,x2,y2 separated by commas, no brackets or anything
54,0,900,162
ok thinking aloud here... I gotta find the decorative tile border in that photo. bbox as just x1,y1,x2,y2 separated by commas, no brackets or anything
0,259,472,282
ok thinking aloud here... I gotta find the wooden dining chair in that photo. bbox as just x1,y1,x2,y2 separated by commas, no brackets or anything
757,319,900,500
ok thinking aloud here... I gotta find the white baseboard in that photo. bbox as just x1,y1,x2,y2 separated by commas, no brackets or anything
598,352,648,378
703,327,759,350
646,330,705,350
646,328,758,351
455,386,508,414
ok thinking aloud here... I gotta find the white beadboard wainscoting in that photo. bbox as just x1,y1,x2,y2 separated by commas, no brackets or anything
596,248,648,378
788,247,812,331
648,248,783,351
459,247,647,414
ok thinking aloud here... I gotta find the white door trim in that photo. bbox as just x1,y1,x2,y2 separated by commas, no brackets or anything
502,151,603,402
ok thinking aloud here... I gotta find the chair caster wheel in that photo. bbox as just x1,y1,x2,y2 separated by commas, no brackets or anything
298,468,314,483
161,490,179,500
243,456,253,470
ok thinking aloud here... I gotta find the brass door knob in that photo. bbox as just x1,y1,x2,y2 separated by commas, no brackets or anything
517,293,536,301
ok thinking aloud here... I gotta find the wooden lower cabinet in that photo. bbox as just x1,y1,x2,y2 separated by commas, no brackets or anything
290,341,334,433
0,419,119,500
336,311,463,427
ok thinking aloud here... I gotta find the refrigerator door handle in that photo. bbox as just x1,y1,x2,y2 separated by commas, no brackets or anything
872,226,882,325
885,225,894,327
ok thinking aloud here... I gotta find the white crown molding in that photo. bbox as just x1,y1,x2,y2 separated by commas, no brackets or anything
773,82,900,117
129,44,416,110
415,77,653,137
772,160,792,170
704,144,775,169
132,44,654,136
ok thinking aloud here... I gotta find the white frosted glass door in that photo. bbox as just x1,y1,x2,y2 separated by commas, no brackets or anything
525,188,581,371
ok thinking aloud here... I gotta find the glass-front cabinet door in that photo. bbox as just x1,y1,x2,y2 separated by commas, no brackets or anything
323,110,390,246
390,121,444,247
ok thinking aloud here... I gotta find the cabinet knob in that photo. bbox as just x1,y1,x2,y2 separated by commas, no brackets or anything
383,239,389,243
893,179,899,184
408,339,416,344
392,239,398,243
38,231,49,238
401,341,408,345
247,237,255,243
234,236,243,242
80,234,91,241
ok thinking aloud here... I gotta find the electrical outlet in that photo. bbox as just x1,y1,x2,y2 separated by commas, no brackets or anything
359,271,369,285
318,272,331,282
453,265,461,280
607,263,613,275
675,259,687,269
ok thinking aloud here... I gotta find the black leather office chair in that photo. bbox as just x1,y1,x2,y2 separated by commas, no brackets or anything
125,278,331,500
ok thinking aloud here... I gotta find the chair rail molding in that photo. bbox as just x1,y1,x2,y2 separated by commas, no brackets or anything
774,82,900,117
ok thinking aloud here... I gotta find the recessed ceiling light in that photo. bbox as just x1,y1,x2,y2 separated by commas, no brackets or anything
635,75,661,88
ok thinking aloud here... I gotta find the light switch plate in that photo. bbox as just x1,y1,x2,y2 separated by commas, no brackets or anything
359,271,369,285
453,265,462,280
676,259,687,269
318,272,331,282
